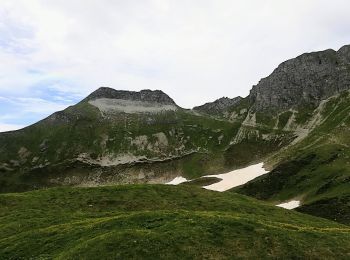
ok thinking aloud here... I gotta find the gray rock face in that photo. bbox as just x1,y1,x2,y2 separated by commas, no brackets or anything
85,87,177,106
193,97,242,115
250,45,350,111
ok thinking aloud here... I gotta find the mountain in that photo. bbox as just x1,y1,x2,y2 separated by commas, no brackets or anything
1,184,349,259
234,90,350,225
1,44,350,259
250,45,350,111
229,45,350,225
193,96,242,116
84,87,177,105
1,44,350,227
0,88,251,192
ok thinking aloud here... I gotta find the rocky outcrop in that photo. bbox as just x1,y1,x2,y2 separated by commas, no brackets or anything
250,45,350,111
193,97,242,115
84,87,177,106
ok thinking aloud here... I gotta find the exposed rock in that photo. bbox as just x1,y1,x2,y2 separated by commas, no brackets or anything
85,87,177,106
77,152,148,166
218,134,224,144
39,139,49,152
152,132,169,148
18,147,30,161
242,112,256,127
131,135,149,150
282,111,297,131
193,97,242,115
32,157,39,164
89,98,177,114
250,45,350,111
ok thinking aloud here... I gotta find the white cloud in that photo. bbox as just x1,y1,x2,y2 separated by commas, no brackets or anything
11,97,70,114
0,123,26,132
0,96,71,127
0,0,350,118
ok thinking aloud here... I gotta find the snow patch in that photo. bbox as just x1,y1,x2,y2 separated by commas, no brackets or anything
276,200,300,209
203,163,269,192
166,176,188,185
89,98,177,114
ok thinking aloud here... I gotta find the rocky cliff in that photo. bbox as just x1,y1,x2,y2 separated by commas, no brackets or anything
249,45,350,111
84,87,177,105
193,97,242,116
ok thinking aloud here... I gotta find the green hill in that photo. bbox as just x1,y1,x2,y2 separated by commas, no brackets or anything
1,184,349,259
234,91,350,225
0,88,290,193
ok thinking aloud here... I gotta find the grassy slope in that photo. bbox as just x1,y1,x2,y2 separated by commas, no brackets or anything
181,177,222,187
0,97,294,193
234,91,350,225
1,184,349,259
0,102,245,192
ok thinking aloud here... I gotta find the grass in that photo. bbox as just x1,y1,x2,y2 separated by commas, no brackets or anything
278,111,293,129
0,103,243,192
255,112,276,128
181,177,222,187
235,91,350,225
1,98,292,193
0,184,349,259
224,135,293,169
294,105,315,124
0,89,298,194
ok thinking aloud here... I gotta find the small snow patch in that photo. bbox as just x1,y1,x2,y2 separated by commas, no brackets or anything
166,177,188,185
203,163,269,192
276,200,300,209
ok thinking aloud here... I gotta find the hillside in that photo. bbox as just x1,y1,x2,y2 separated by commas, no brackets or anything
0,44,350,227
234,90,350,225
224,45,350,225
193,96,242,116
1,184,349,259
0,88,290,193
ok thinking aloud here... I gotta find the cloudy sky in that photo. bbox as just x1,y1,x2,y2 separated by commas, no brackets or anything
1,0,350,132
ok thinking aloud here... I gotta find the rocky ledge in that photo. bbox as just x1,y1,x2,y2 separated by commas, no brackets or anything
84,87,177,106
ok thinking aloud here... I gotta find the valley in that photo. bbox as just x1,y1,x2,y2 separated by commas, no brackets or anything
1,44,350,258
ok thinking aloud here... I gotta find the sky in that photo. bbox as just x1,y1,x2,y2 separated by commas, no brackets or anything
1,0,350,132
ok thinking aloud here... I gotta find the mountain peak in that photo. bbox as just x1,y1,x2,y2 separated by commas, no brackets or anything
193,96,242,115
249,44,350,111
84,87,177,106
337,44,350,63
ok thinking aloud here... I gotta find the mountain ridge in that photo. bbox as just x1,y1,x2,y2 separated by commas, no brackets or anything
249,45,350,111
193,96,242,116
83,87,178,106
0,44,349,226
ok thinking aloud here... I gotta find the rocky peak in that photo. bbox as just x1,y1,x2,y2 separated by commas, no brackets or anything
84,87,177,106
337,44,350,63
193,96,242,115
249,45,350,111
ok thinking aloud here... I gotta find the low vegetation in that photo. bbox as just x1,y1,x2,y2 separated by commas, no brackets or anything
0,185,349,259
235,91,350,225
